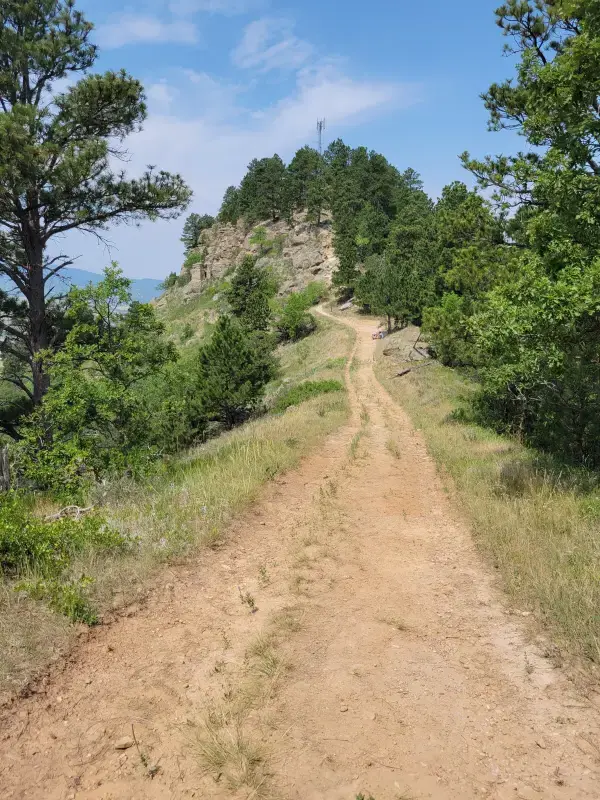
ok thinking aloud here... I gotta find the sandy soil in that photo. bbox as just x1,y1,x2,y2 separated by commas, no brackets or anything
1,310,599,800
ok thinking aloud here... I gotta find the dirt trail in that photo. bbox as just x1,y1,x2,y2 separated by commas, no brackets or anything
2,311,600,800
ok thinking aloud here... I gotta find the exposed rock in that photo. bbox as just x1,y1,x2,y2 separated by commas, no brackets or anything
114,736,134,750
157,213,338,306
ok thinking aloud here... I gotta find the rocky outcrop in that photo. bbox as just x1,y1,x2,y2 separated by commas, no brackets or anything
157,214,339,307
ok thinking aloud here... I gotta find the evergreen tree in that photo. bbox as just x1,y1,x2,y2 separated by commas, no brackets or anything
286,146,327,223
355,202,390,263
306,168,328,226
0,0,191,422
385,176,436,324
355,255,407,333
423,182,512,365
226,255,277,332
325,139,361,292
181,213,215,253
326,140,405,295
196,315,276,429
239,155,287,223
218,186,241,224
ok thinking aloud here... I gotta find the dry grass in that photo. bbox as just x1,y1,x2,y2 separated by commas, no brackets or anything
192,706,269,796
386,438,401,459
349,431,363,459
192,603,306,796
247,634,286,680
0,586,72,699
271,605,304,634
376,350,600,665
155,278,230,345
269,315,355,397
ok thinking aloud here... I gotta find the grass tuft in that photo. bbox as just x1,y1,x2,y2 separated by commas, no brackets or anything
193,709,268,795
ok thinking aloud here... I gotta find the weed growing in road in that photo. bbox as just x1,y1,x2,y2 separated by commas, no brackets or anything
258,564,270,587
238,587,257,613
386,439,401,459
247,635,285,679
350,431,365,460
193,707,267,796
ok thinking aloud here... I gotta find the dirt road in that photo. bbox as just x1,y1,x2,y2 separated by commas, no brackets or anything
1,311,599,799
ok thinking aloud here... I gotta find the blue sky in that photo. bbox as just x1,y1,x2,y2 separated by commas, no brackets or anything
67,0,523,279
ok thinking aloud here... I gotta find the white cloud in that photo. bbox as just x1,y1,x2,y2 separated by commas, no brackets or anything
169,0,258,13
96,13,198,49
232,18,313,72
146,81,179,112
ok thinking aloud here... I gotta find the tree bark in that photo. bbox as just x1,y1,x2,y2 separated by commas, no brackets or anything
22,217,50,404
0,447,10,491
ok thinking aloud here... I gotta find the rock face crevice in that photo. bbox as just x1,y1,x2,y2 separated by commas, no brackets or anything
162,214,339,303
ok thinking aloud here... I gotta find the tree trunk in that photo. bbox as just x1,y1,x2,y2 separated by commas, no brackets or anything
28,256,50,405
0,447,10,491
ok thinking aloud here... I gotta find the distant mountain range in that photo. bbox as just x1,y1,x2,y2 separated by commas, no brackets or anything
0,268,164,303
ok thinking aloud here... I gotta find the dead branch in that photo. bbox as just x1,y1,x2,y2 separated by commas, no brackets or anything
393,361,435,378
44,505,95,522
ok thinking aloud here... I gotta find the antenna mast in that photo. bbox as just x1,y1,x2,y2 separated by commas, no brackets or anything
317,119,326,154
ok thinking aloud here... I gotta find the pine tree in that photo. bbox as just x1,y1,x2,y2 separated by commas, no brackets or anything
226,255,277,332
196,315,276,429
218,186,241,224
355,203,390,263
239,155,287,223
286,146,327,223
0,0,191,427
181,213,214,253
385,175,437,324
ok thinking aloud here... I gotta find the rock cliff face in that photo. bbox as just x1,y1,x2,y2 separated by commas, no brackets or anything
158,215,338,306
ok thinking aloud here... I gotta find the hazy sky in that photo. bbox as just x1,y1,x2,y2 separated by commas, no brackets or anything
64,0,523,279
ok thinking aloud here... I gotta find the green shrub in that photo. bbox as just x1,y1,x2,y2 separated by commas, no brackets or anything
302,280,328,306
0,495,127,577
183,250,204,269
249,225,273,256
15,266,178,492
276,282,326,341
17,576,98,624
177,268,192,287
273,380,344,413
0,494,128,623
180,322,195,343
160,272,178,291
